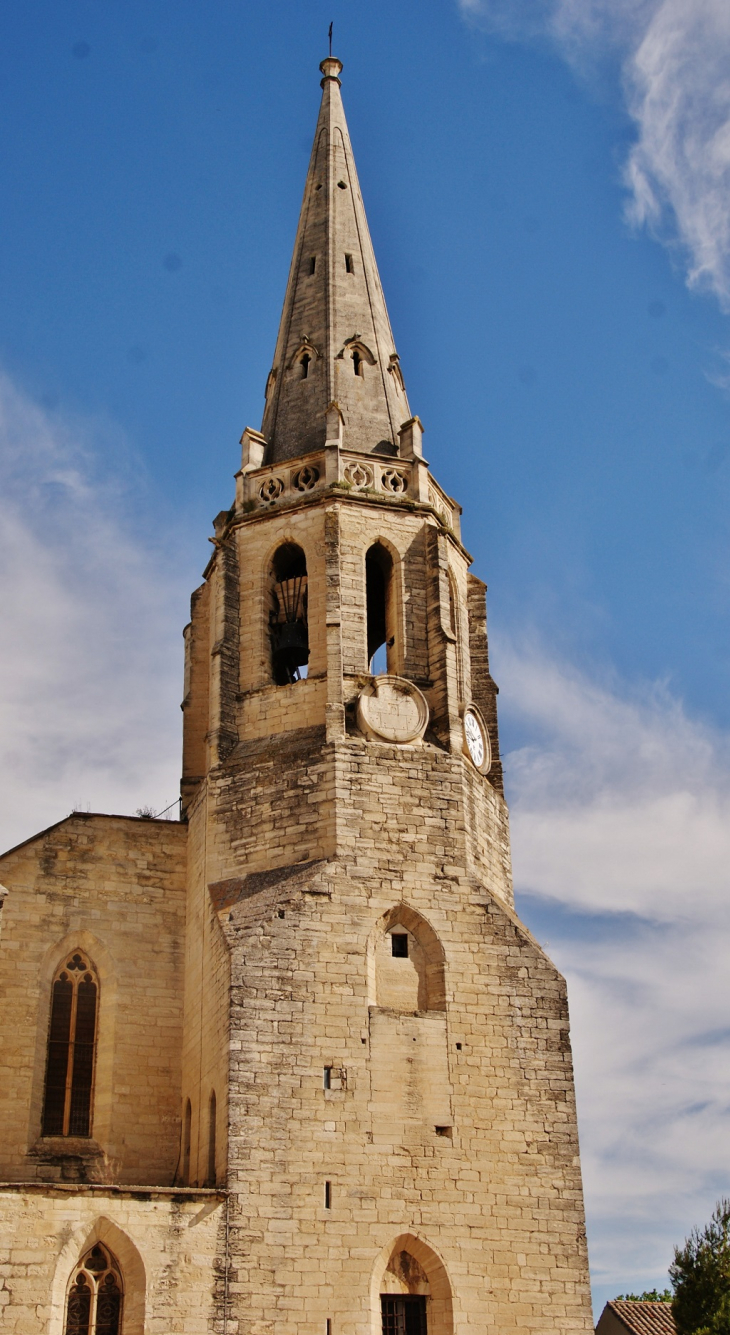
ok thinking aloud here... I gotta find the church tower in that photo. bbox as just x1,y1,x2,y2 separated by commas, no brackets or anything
0,51,594,1335
180,55,594,1334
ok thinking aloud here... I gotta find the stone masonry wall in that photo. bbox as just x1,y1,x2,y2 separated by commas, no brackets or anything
0,1185,224,1335
0,814,186,1186
218,853,593,1335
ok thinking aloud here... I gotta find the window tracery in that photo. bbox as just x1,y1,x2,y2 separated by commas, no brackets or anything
42,950,98,1138
64,1245,123,1335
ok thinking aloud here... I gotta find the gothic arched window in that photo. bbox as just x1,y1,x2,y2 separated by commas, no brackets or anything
269,542,309,684
366,543,396,674
42,951,98,1138
65,1245,123,1335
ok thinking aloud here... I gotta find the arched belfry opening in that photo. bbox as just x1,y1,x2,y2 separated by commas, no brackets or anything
269,542,309,684
366,542,396,675
373,1235,454,1335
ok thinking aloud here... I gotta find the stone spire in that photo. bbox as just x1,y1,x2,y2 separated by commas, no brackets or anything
261,56,411,463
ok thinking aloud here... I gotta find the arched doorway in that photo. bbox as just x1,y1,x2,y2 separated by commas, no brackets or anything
372,1234,454,1335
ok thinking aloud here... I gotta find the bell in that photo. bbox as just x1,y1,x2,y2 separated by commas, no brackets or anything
271,620,309,682
270,575,309,683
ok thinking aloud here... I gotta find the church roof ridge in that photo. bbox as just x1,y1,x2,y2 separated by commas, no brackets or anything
260,54,411,464
0,810,185,862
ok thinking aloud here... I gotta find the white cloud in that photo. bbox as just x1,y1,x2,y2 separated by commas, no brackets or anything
497,637,730,1301
0,371,191,852
459,0,730,309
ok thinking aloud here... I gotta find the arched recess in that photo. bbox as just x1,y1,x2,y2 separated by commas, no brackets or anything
367,905,446,1013
50,1217,146,1335
207,1089,217,1187
338,337,377,379
367,908,452,1140
370,1233,454,1335
30,931,118,1151
446,567,464,706
365,540,402,676
268,541,309,684
288,339,320,381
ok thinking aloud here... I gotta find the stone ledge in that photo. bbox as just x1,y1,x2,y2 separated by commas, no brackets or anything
0,1182,225,1199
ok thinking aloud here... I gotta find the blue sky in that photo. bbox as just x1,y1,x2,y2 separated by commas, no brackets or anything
1,0,730,1317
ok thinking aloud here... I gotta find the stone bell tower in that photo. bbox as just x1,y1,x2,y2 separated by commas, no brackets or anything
179,54,594,1335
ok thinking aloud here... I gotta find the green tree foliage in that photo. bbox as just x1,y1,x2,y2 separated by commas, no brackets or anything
614,1291,672,1302
670,1199,730,1334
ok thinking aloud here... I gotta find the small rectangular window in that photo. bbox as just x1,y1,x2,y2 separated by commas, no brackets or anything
391,934,408,958
345,253,354,273
309,256,316,275
327,1322,332,1335
323,1067,332,1089
381,1295,427,1335
324,1181,331,1208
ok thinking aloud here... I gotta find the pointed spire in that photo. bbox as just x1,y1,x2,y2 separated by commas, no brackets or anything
261,56,411,463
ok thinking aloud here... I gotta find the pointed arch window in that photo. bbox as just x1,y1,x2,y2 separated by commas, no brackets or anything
269,543,309,684
65,1245,123,1335
42,951,98,1138
366,543,396,674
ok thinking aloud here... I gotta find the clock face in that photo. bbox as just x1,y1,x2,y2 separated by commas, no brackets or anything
464,709,486,770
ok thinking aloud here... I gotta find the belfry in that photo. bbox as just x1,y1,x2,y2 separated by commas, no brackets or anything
0,55,594,1335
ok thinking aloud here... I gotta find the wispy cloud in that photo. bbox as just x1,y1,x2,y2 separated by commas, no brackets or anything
497,637,730,1303
0,372,191,852
459,0,730,309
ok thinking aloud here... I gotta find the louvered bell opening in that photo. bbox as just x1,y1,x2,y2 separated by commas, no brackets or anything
271,575,309,683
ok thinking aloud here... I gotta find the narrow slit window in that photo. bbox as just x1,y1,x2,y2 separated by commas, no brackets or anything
352,348,362,377
42,951,98,1138
323,1067,332,1089
300,353,311,379
345,253,354,273
309,255,316,275
324,1181,331,1208
391,933,409,958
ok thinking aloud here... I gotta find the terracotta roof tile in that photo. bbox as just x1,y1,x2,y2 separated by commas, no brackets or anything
607,1300,676,1334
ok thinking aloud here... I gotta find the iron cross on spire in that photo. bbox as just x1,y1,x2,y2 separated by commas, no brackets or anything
328,22,333,56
